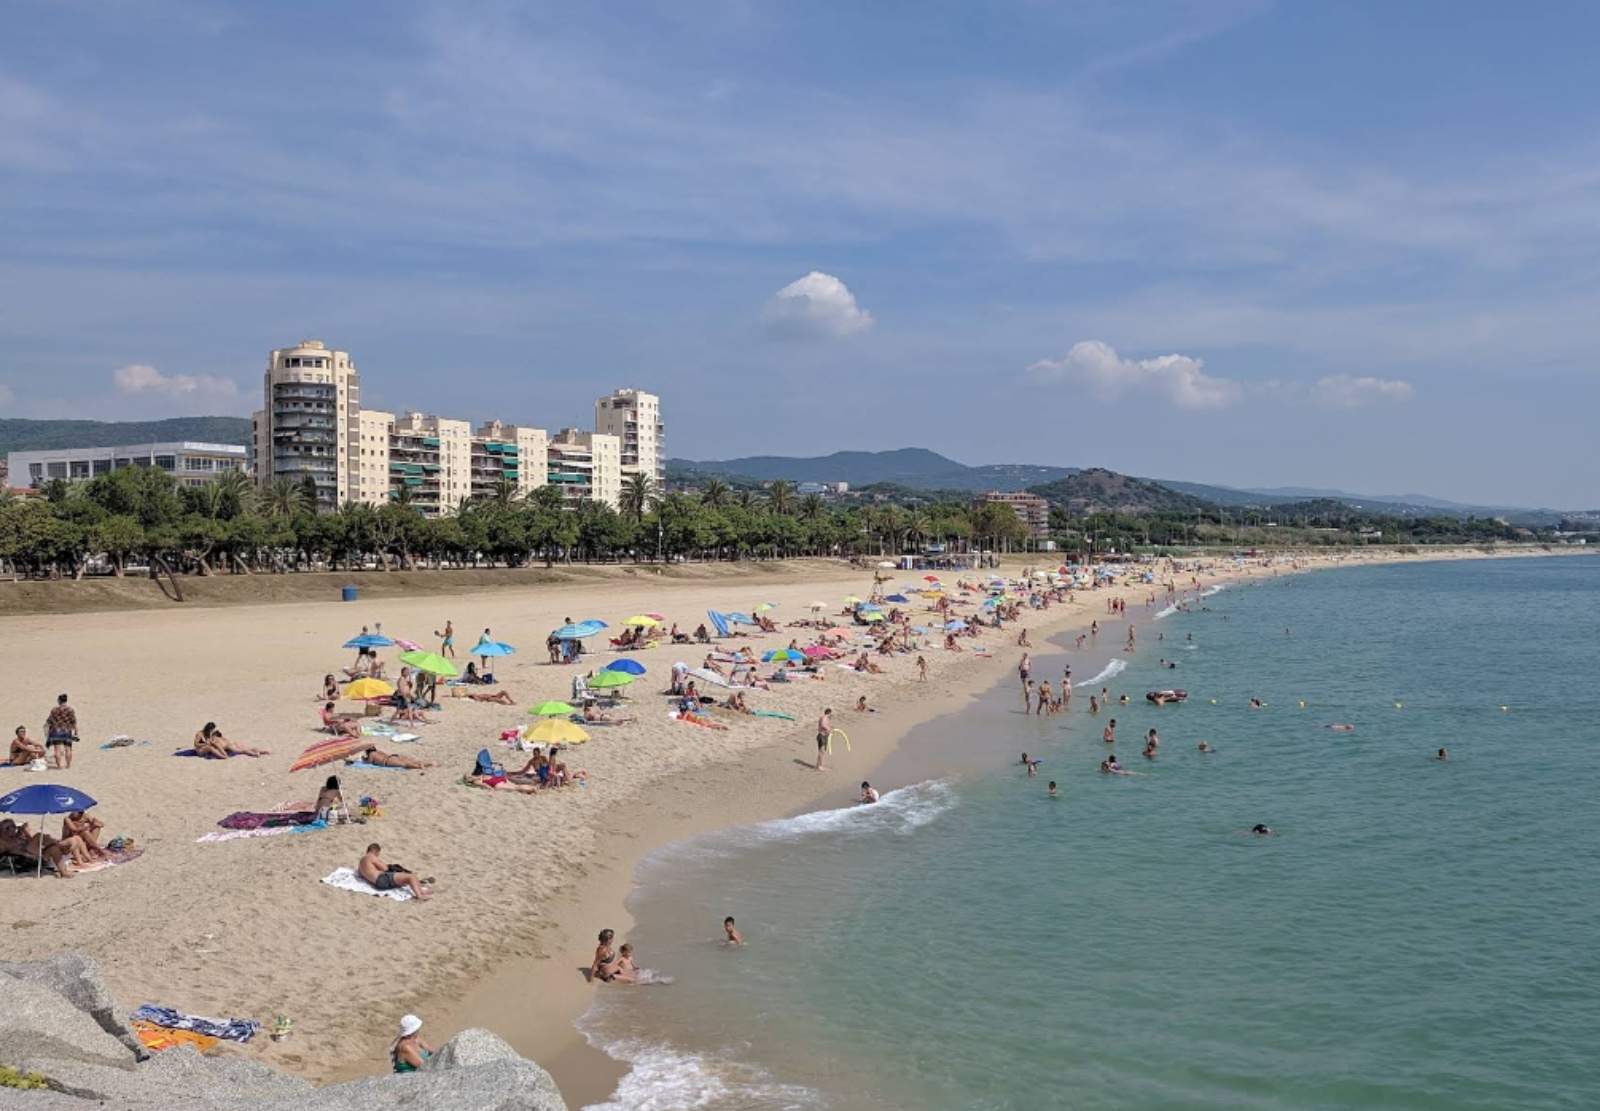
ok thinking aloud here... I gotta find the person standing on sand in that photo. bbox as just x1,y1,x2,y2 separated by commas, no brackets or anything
45,693,78,770
816,708,833,771
1018,652,1031,687
434,620,455,658
917,656,928,682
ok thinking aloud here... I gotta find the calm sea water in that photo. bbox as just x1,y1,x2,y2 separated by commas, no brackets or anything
581,557,1600,1111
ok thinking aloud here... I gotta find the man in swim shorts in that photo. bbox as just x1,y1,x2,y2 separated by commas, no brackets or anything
816,709,832,771
358,843,431,900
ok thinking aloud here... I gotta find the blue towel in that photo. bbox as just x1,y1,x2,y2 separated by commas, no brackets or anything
344,761,409,771
129,1004,260,1043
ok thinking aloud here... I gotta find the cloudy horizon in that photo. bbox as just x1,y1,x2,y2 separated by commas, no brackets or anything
2,2,1597,508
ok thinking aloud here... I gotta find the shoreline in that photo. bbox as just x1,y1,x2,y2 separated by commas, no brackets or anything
0,546,1583,1111
433,547,1578,1108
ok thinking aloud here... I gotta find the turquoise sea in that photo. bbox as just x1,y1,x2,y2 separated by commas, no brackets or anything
581,557,1599,1110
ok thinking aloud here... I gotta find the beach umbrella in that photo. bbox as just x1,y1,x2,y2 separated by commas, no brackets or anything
397,650,459,678
755,602,778,612
885,594,909,603
645,612,666,621
586,670,635,689
1,783,98,877
553,620,607,639
603,659,648,676
861,612,886,623
344,678,395,699
527,719,590,745
472,640,516,657
922,575,940,582
763,648,804,663
622,615,660,628
529,700,577,716
843,596,862,605
343,634,394,649
394,638,423,652
802,645,832,658
877,561,897,569
290,736,370,773
945,619,968,631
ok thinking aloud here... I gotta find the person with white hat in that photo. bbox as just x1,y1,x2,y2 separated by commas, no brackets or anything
390,1014,432,1073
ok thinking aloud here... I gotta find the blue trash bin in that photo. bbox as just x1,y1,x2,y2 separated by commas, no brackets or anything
341,585,358,602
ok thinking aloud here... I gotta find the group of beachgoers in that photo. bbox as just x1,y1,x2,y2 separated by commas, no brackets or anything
7,693,81,769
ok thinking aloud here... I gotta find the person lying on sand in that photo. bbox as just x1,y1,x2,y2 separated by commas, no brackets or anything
10,725,45,766
465,767,541,794
193,723,269,758
357,843,431,900
583,703,635,723
61,810,109,859
356,746,434,769
458,688,515,705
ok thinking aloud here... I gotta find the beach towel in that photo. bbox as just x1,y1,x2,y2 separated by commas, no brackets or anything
130,1019,219,1054
321,865,413,902
172,748,244,759
129,1005,259,1044
100,736,152,750
343,761,409,771
197,826,300,844
217,810,316,831
751,710,796,721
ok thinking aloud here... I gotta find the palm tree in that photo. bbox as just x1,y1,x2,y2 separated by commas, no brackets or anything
767,479,796,517
621,473,657,523
798,493,825,522
735,488,759,511
263,476,309,518
699,477,730,509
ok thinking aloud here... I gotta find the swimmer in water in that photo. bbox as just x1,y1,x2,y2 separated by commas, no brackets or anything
1436,747,1448,761
1118,694,1129,705
1326,723,1355,732
1100,755,1126,774
1048,781,1058,798
860,781,880,803
1089,695,1099,715
723,916,744,945
1103,719,1117,744
1249,698,1264,710
1251,824,1273,836
1020,753,1040,777
1197,740,1212,753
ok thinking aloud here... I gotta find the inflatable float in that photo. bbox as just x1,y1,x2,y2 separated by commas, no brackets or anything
1145,689,1188,705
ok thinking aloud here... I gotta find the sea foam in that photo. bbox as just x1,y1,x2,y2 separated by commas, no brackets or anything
581,1036,817,1111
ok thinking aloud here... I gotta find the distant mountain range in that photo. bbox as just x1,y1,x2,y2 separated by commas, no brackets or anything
668,448,1584,524
1,417,253,457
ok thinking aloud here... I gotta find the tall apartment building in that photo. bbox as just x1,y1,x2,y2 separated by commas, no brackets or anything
473,420,549,502
251,340,360,510
594,388,663,488
975,490,1051,542
547,428,622,508
353,412,549,516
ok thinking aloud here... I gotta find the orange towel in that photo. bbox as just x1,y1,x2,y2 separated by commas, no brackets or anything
131,1019,219,1053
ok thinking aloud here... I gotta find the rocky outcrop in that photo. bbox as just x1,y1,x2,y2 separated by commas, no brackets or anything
0,956,568,1110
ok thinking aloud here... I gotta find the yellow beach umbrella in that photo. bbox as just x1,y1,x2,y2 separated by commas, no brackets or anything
843,596,862,604
623,615,660,628
526,718,590,745
344,678,394,699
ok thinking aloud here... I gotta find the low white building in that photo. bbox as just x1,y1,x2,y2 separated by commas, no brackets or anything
8,442,248,489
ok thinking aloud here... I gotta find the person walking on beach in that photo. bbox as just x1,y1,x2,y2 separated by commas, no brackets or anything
45,693,78,770
1036,681,1051,716
917,656,928,682
434,620,455,659
816,708,833,771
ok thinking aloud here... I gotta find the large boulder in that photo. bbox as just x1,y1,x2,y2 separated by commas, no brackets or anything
0,953,143,1058
0,976,137,1097
296,1055,567,1111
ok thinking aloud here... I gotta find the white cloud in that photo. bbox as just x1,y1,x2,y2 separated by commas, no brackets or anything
1312,374,1414,407
1028,340,1241,410
761,271,874,339
113,363,238,398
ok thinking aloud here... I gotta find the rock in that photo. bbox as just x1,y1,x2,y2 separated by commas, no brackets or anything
0,976,136,1098
0,953,144,1059
427,1026,521,1070
294,1056,568,1111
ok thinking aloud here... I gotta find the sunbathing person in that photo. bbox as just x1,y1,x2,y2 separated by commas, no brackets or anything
582,702,635,723
320,702,363,738
457,686,515,705
464,761,541,794
61,810,109,859
193,722,270,758
316,775,351,823
387,670,437,725
357,745,435,769
319,674,340,701
0,819,92,877
853,652,884,675
702,654,727,677
357,842,431,900
10,725,45,766
726,691,752,714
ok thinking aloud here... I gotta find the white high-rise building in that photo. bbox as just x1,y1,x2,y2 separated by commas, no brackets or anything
595,388,663,490
251,340,361,510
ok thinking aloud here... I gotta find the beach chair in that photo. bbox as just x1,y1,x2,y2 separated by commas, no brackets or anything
474,748,505,777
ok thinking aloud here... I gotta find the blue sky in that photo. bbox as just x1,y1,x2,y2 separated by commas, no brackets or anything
2,0,1597,508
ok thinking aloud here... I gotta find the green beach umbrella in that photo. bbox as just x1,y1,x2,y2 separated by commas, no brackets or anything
529,700,577,716
398,650,459,678
586,670,635,689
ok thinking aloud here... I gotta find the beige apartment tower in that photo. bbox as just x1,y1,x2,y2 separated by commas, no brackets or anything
595,388,663,488
251,340,361,510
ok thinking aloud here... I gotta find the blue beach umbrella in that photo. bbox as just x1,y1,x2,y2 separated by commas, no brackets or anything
706,611,731,638
0,783,98,877
763,648,804,663
472,640,516,657
603,658,648,676
553,620,607,640
885,594,909,603
343,634,394,649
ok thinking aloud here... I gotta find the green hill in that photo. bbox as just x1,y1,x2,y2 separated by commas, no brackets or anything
1028,469,1212,514
0,417,252,455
